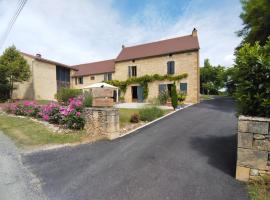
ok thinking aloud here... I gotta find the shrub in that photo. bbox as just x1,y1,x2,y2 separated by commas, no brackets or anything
177,92,186,103
83,92,92,107
130,113,139,123
171,82,178,110
158,91,169,105
5,97,85,130
234,39,270,117
139,106,165,122
55,88,82,103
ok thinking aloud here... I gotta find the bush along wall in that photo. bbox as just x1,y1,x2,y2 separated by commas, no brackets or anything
106,73,188,100
234,39,270,118
5,96,85,130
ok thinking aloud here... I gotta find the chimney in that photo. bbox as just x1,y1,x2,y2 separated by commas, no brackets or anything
192,28,197,37
122,45,125,49
36,53,42,58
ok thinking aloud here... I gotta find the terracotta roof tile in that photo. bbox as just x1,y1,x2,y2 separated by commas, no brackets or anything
72,59,115,77
116,35,199,62
21,52,77,70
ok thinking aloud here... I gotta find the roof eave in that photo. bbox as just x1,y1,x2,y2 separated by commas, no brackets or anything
115,48,199,63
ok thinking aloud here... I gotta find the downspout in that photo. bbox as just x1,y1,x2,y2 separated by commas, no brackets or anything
31,59,35,99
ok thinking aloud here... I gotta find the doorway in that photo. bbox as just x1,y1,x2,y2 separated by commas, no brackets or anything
131,86,144,102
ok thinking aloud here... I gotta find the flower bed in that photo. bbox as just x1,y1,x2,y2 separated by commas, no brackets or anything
4,97,85,130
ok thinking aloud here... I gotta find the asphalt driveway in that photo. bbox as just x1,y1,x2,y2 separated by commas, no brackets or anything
23,97,249,200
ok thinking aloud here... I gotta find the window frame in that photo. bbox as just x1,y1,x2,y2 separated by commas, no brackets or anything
78,76,83,84
167,61,175,75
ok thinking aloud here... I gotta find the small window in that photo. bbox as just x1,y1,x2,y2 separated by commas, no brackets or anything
107,73,112,81
104,73,112,81
91,76,95,80
78,77,83,84
128,66,137,77
180,83,187,93
167,61,175,75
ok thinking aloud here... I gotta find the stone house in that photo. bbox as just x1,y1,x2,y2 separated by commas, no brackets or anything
14,28,200,103
73,28,200,103
13,52,77,100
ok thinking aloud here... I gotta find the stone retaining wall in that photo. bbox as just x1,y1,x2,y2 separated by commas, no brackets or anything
236,115,270,181
84,107,119,139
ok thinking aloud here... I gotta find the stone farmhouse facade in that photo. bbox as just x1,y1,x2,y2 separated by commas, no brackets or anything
14,29,200,103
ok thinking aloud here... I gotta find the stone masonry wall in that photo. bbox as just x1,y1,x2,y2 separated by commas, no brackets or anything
236,115,270,181
84,107,119,139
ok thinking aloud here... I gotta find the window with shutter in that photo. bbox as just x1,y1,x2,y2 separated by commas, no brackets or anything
180,83,187,93
167,61,175,75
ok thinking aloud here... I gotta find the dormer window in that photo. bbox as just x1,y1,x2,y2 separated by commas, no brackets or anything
167,61,175,75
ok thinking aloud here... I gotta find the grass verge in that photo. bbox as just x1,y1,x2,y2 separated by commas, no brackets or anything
119,108,140,127
0,113,88,148
248,176,270,200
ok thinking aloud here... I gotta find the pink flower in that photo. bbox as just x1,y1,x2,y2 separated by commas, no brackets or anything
42,114,49,121
76,112,81,117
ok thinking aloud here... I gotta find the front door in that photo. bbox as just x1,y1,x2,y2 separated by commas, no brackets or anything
131,86,144,102
137,86,144,102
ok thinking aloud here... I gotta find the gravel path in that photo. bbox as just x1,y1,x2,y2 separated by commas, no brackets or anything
0,132,46,200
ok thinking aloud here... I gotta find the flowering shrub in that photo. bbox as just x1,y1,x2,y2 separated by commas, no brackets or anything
4,98,85,130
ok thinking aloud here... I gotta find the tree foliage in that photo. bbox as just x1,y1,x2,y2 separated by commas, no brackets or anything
171,82,178,110
233,39,270,117
200,59,225,95
0,46,30,99
238,0,270,45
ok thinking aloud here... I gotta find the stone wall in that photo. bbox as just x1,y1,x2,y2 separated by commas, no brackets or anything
236,115,270,181
84,107,119,139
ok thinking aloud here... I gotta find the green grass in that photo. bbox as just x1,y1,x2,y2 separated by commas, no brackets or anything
0,113,86,148
248,176,270,200
200,94,213,100
119,108,140,127
119,107,170,127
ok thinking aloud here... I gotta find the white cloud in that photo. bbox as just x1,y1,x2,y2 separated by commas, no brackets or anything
0,0,243,66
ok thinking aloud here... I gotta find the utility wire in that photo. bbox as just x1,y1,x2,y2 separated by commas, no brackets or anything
0,0,27,49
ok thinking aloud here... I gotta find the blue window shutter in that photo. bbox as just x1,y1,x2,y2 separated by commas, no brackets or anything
180,83,187,93
167,62,170,74
171,61,175,74
128,66,131,77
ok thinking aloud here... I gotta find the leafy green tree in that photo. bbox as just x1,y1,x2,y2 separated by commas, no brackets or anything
200,59,225,95
233,39,270,117
238,0,270,45
171,82,178,110
223,67,237,96
0,46,30,98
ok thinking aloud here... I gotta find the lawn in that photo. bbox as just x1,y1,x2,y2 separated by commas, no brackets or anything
248,176,270,200
0,113,88,148
119,107,171,127
119,108,140,127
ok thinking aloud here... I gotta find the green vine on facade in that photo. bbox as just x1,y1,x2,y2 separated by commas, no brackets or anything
106,73,188,99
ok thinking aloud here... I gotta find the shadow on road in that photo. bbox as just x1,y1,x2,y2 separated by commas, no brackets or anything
190,134,237,177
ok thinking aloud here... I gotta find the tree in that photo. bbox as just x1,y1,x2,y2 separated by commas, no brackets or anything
238,0,270,45
200,59,225,95
233,39,270,117
0,46,30,99
171,82,178,110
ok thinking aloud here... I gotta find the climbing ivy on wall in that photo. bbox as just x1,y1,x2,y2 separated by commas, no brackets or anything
106,73,188,99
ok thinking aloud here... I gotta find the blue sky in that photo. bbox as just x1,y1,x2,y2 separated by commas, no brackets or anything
0,0,243,66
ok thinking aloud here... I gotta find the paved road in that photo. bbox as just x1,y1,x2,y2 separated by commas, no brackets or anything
23,97,249,200
0,132,45,200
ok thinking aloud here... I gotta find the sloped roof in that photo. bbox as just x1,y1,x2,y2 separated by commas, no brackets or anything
72,59,115,77
116,35,199,62
21,52,77,70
